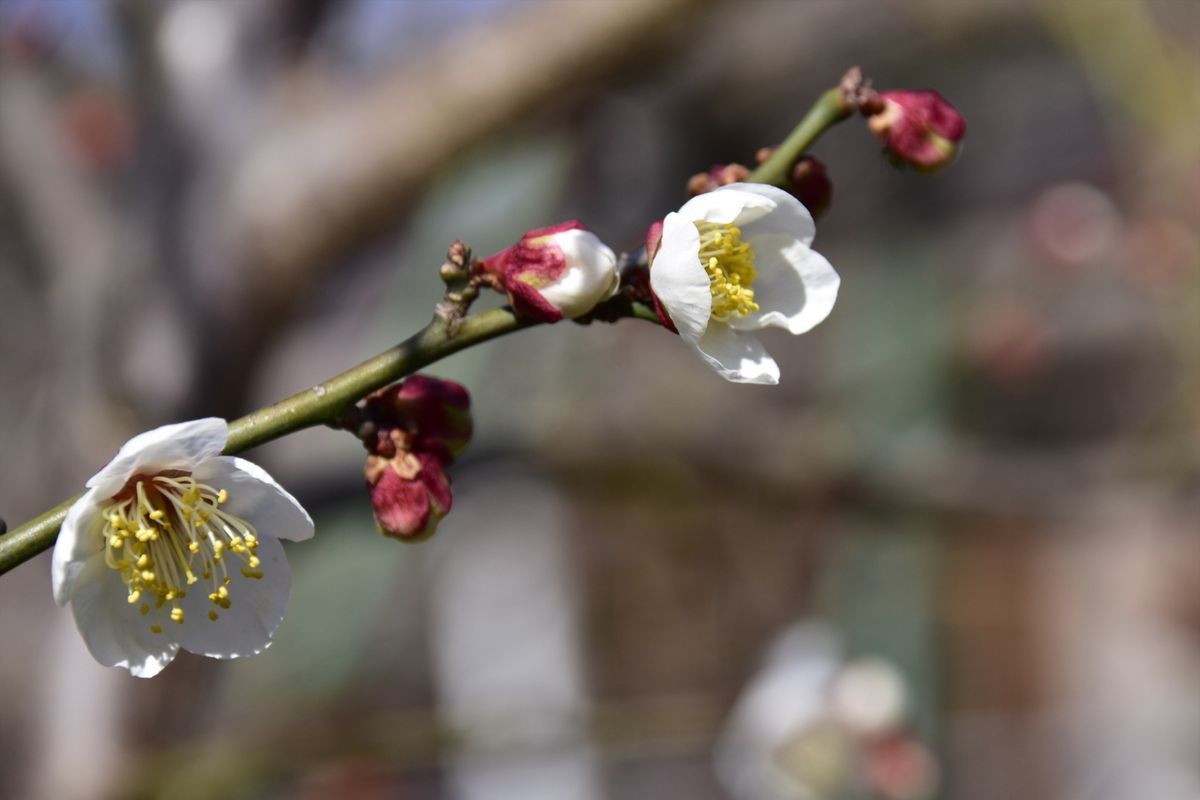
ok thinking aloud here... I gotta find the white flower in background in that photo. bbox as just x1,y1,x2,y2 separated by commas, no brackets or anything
52,418,314,678
649,182,840,384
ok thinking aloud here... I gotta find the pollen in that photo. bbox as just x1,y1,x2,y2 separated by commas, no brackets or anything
694,221,759,321
99,472,264,629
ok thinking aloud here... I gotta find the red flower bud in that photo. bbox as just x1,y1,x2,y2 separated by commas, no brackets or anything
867,90,965,173
789,156,833,219
358,375,472,541
365,437,452,541
364,375,472,460
686,163,752,197
482,221,619,322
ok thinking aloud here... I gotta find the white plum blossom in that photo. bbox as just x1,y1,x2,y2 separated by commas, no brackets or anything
649,182,840,384
52,418,314,677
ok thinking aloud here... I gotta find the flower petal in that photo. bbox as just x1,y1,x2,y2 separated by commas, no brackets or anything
192,456,315,541
537,230,619,319
692,325,780,385
727,234,840,335
176,533,291,659
52,488,106,606
650,212,711,342
676,184,777,227
86,418,228,497
724,182,815,246
69,555,180,677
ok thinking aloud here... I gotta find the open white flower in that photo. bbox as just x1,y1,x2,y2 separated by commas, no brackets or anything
649,182,840,384
52,418,314,677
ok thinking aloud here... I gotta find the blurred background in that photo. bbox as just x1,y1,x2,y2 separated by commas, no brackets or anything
1,0,1198,798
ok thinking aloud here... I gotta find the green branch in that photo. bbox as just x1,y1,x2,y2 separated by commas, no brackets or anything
0,308,527,576
0,74,853,579
748,86,853,188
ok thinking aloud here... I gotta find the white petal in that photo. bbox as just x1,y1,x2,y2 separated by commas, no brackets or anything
728,234,840,335
539,230,619,318
693,324,780,385
723,182,816,246
52,488,106,606
86,418,228,497
676,184,778,227
68,555,180,678
176,533,290,659
192,456,314,541
650,212,711,342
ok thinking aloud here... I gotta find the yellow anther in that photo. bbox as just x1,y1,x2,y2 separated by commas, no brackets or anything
165,590,177,601
241,567,264,580
170,608,184,624
127,590,141,604
217,585,229,599
244,533,257,547
139,604,149,616
109,535,124,549
694,221,759,321
141,570,156,583
208,610,219,621
136,554,152,569
217,489,228,504
108,514,125,528
212,540,225,559
248,555,261,569
188,541,201,553
186,570,198,585
135,528,153,542
149,510,165,521
150,625,162,634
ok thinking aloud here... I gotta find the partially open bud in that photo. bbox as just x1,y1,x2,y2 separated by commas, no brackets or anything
358,375,472,541
482,221,619,323
867,90,965,173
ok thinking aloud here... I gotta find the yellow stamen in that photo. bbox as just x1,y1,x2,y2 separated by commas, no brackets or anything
98,473,265,626
694,221,759,321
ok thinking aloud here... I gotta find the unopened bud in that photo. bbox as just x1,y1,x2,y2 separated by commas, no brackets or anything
789,156,833,219
365,449,452,541
867,90,965,173
482,221,619,322
686,163,752,197
362,375,472,461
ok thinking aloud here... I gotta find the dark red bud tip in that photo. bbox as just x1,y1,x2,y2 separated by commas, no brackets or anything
789,156,833,219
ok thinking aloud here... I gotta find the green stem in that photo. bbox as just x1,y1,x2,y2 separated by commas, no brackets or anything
748,87,852,188
0,308,532,576
0,300,664,576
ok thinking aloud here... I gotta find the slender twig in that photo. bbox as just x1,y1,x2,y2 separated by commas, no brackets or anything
747,73,863,187
0,302,661,576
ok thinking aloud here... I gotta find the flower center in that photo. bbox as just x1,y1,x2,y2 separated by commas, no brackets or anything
695,220,759,321
101,471,263,631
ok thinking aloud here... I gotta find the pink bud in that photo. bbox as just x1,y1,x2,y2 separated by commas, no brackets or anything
358,375,472,541
868,90,965,173
483,221,619,322
365,446,452,541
